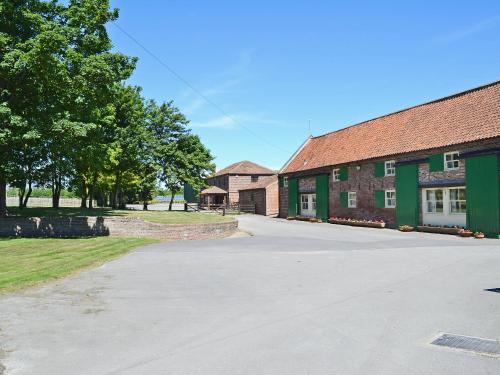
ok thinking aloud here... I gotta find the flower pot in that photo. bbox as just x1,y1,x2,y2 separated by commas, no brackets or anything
459,231,473,237
399,225,414,232
474,233,485,239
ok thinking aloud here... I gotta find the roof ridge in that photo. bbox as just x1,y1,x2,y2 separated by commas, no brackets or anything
312,80,500,140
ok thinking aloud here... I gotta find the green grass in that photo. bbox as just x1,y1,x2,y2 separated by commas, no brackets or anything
6,207,233,224
0,237,157,294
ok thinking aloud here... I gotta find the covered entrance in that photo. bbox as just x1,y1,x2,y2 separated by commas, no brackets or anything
199,186,228,209
300,193,316,217
421,187,466,227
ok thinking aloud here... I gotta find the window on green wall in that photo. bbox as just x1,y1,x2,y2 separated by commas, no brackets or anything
385,190,396,208
283,176,288,187
444,152,460,171
385,160,396,176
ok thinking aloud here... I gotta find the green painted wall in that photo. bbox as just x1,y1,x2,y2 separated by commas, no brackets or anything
374,190,385,208
374,162,385,177
429,154,444,172
183,183,198,203
288,178,298,216
339,166,348,181
395,164,419,226
340,191,348,208
465,154,500,238
315,175,329,221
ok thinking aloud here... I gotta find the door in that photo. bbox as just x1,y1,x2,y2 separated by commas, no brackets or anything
422,187,466,227
300,194,316,217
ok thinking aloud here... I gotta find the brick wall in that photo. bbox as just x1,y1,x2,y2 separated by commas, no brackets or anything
239,180,279,216
0,216,238,240
279,137,500,226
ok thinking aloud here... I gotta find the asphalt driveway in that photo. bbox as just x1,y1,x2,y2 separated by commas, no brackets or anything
1,215,499,374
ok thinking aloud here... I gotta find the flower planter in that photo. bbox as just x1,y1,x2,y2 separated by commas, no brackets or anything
286,216,296,220
417,226,461,235
399,225,414,232
328,218,385,228
458,230,473,237
296,216,319,222
474,233,485,239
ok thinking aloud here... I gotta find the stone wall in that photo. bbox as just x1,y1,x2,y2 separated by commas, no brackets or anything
0,216,238,240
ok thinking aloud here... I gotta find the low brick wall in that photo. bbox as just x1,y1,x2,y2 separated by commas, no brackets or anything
0,216,238,240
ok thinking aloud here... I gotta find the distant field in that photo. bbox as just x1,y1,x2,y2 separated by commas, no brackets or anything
6,207,233,224
0,237,157,294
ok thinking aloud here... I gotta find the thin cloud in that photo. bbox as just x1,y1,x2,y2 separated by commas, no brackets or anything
191,113,288,130
433,16,499,44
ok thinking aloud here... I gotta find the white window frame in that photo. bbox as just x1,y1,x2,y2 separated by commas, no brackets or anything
283,176,288,187
385,189,396,208
425,188,444,214
301,194,308,210
348,191,357,208
449,187,466,214
332,168,340,182
385,160,395,176
444,151,460,171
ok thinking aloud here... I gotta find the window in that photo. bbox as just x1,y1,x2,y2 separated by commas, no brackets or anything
348,192,357,208
426,189,444,213
251,175,258,183
449,188,466,214
385,160,395,176
444,152,459,170
283,177,288,187
312,195,317,210
385,190,396,208
301,195,309,210
332,168,340,182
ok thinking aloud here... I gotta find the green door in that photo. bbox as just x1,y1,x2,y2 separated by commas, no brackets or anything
315,175,329,221
465,154,500,238
395,164,419,227
288,178,298,216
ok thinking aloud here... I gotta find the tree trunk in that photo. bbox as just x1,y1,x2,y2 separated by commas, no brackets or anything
88,172,97,209
80,179,88,209
111,171,121,209
23,181,32,208
18,184,26,209
143,201,148,211
168,189,176,211
52,175,61,209
0,175,6,217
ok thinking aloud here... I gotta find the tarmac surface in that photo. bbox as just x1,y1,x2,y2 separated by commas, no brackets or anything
1,215,499,374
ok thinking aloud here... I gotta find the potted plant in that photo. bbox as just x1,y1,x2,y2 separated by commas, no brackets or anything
474,231,485,239
286,216,296,220
399,225,414,232
458,228,473,237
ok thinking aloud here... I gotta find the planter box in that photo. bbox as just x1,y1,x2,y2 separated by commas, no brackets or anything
417,226,461,235
296,216,319,222
328,218,385,228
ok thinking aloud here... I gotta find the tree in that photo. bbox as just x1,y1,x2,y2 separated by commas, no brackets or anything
146,101,215,210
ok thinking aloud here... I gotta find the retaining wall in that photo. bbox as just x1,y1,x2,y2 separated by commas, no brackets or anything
0,216,238,240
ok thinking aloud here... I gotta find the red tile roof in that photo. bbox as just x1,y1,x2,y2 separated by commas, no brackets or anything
213,160,276,177
239,175,278,190
282,81,500,173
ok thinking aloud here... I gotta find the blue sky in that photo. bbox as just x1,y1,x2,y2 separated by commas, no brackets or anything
108,1,500,171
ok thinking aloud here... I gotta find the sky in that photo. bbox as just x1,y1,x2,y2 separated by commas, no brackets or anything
107,0,500,171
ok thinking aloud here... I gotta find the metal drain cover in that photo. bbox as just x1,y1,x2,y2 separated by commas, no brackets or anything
431,333,500,356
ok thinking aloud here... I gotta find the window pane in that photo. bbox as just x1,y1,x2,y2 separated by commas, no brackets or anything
435,190,443,200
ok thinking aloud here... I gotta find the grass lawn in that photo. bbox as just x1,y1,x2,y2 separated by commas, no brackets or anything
6,207,233,224
0,237,157,294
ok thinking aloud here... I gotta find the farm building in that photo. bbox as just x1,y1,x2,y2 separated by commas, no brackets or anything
278,81,500,237
238,175,279,216
199,161,277,210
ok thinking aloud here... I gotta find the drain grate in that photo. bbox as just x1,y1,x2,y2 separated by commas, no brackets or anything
431,333,500,356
